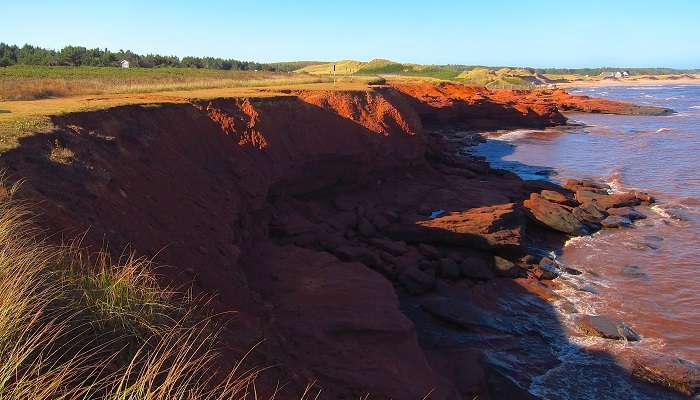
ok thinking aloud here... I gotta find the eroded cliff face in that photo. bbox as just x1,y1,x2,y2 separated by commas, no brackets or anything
0,84,663,399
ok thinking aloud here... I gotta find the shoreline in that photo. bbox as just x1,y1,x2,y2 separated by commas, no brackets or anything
468,121,700,398
556,77,700,88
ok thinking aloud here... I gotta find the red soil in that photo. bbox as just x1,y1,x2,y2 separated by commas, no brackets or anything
0,83,663,399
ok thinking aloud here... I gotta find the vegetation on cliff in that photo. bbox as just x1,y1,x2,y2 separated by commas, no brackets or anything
0,184,258,399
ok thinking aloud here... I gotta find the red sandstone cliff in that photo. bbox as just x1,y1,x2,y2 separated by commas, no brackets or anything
0,83,670,399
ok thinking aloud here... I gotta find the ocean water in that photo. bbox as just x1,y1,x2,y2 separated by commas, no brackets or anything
471,84,700,397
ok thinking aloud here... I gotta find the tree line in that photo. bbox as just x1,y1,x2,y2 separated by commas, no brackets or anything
0,43,306,72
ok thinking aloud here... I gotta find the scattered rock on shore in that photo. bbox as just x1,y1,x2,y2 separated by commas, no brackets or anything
540,189,569,204
493,256,520,277
595,192,641,209
460,257,495,280
627,352,700,396
523,193,589,235
607,206,646,221
572,202,608,225
399,267,436,295
577,315,640,341
601,215,633,228
533,258,560,280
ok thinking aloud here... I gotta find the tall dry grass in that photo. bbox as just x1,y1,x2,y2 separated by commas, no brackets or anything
0,181,265,399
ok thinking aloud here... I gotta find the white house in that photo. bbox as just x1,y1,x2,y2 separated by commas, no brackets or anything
120,60,130,69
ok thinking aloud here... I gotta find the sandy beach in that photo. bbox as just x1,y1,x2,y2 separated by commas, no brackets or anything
557,75,700,88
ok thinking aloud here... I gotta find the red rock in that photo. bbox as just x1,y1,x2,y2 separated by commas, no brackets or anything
576,315,640,341
572,202,607,225
399,266,436,294
607,206,646,221
601,215,633,228
244,244,455,398
418,243,441,259
595,192,641,209
533,259,559,280
514,278,562,301
369,238,409,256
634,191,655,203
540,189,568,204
356,217,376,237
626,352,700,396
459,256,494,280
574,190,607,204
524,193,589,235
437,258,461,280
331,245,380,268
493,256,520,277
409,203,526,250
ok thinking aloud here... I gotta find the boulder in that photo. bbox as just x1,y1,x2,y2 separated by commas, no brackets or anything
576,315,640,341
369,238,409,256
244,244,454,399
533,262,559,280
634,191,655,204
417,204,432,216
621,265,648,279
270,213,317,237
421,297,502,331
564,179,610,192
572,202,607,225
333,196,356,211
595,192,641,209
574,190,607,204
389,203,525,251
540,189,568,204
601,215,633,228
560,301,579,314
357,218,377,237
523,193,588,235
607,206,646,221
493,256,519,277
459,256,495,280
628,352,700,396
563,266,582,275
398,267,436,295
437,258,461,280
417,243,441,259
332,245,381,268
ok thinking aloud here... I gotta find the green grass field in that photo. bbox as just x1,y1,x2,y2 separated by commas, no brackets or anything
0,65,325,100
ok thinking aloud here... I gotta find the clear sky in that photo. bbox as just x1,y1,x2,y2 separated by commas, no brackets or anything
2,0,699,68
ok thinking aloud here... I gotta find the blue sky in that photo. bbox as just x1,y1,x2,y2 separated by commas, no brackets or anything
2,0,699,68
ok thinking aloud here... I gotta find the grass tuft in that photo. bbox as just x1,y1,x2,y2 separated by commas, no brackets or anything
0,177,262,399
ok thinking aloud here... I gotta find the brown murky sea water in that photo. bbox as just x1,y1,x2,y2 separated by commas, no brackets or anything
472,84,700,398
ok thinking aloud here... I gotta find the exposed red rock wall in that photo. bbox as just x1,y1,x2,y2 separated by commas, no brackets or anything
0,84,661,399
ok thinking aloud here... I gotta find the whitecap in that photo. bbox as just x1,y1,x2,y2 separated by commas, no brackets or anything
655,128,673,133
489,129,539,141
564,235,596,248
